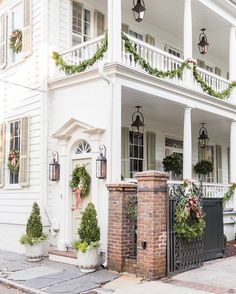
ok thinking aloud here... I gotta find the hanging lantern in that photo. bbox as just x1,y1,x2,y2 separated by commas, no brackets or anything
49,152,60,181
96,145,107,179
198,28,209,55
198,123,209,148
132,0,146,22
131,106,145,136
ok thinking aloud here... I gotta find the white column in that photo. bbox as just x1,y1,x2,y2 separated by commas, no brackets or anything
183,0,192,60
230,121,236,183
107,0,122,62
183,107,192,179
229,27,236,103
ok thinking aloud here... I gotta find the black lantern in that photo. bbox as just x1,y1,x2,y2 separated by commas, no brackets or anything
96,145,107,179
198,28,209,55
49,152,60,181
198,123,209,148
132,0,146,22
131,106,145,136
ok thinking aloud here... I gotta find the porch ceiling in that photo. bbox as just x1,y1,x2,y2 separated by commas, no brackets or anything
122,0,230,63
122,87,231,139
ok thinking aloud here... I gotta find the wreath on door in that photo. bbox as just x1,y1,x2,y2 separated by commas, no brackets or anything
8,149,20,174
9,29,22,54
70,166,90,209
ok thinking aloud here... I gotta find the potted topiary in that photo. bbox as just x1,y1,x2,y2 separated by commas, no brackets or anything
72,202,100,273
194,160,213,179
19,202,47,261
162,153,183,179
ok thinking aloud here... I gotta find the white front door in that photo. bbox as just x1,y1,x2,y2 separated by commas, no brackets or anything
71,158,92,241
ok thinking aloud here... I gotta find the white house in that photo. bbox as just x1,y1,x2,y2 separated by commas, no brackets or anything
1,0,236,258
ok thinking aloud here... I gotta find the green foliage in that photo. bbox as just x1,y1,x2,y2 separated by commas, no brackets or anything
162,153,183,176
194,160,213,176
72,240,100,253
70,166,90,198
52,34,108,75
126,195,137,221
19,202,47,246
9,29,22,54
174,184,206,241
8,149,20,174
122,33,190,79
77,203,100,247
224,234,227,248
223,183,236,204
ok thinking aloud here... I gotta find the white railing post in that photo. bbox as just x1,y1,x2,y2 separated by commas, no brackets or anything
229,27,236,104
108,0,121,62
183,107,192,179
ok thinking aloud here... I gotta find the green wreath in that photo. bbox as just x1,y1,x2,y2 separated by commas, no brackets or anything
8,149,20,174
174,188,205,241
9,29,22,54
70,166,90,198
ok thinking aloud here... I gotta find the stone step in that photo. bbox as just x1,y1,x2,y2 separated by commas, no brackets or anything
49,250,78,266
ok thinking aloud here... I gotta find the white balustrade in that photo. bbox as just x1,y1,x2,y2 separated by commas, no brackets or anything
53,35,106,78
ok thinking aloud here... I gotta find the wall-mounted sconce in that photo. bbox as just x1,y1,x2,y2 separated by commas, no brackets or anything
96,145,107,179
49,151,60,181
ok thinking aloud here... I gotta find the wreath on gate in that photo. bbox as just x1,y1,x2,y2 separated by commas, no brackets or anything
174,182,205,241
70,166,90,209
8,149,20,174
9,29,22,54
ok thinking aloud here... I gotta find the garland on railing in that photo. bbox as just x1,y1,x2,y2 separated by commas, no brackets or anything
193,66,236,100
122,33,190,79
223,183,236,204
52,34,108,75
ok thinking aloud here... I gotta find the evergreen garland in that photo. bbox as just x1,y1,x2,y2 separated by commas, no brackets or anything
9,29,22,54
70,166,90,198
122,33,190,79
52,34,108,75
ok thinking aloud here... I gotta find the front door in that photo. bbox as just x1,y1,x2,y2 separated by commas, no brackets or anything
71,158,92,241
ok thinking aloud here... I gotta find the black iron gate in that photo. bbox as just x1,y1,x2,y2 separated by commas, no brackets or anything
167,184,224,275
167,184,204,275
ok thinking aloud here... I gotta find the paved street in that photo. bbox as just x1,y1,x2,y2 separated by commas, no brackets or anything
0,284,26,294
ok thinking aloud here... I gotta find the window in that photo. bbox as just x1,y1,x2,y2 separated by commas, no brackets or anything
75,140,91,154
72,2,91,46
129,131,144,178
198,146,214,183
9,2,23,63
0,13,6,67
164,45,182,58
128,29,143,41
9,120,20,184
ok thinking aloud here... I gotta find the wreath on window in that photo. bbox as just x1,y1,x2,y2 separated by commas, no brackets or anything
9,29,22,54
70,166,90,209
174,182,206,241
8,149,20,174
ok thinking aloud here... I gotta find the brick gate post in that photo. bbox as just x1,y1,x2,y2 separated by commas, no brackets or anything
136,171,169,280
107,183,137,272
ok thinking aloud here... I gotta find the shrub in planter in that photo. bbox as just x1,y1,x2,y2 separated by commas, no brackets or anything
72,202,100,272
162,153,183,177
194,160,213,176
19,202,47,261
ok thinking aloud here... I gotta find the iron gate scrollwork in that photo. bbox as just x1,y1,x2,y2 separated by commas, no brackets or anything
167,183,204,275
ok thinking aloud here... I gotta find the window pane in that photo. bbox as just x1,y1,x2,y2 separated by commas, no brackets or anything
9,121,20,184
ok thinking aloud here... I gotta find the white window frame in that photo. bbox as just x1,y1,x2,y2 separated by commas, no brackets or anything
128,29,143,41
4,118,22,189
129,130,144,178
71,1,94,47
0,12,7,69
7,0,24,65
164,44,183,58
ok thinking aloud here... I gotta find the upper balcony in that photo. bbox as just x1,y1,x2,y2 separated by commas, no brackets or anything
50,0,236,104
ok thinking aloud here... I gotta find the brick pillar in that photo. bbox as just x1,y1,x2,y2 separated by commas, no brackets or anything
136,171,169,280
107,182,137,272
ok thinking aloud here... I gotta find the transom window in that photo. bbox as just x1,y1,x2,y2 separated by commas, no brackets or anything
129,131,143,178
75,140,91,154
9,120,20,184
72,2,91,46
128,29,143,41
164,45,182,58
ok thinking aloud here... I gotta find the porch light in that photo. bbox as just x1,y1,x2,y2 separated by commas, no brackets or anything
198,123,209,148
96,145,107,179
198,28,209,55
49,152,60,181
131,106,145,136
132,0,146,22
